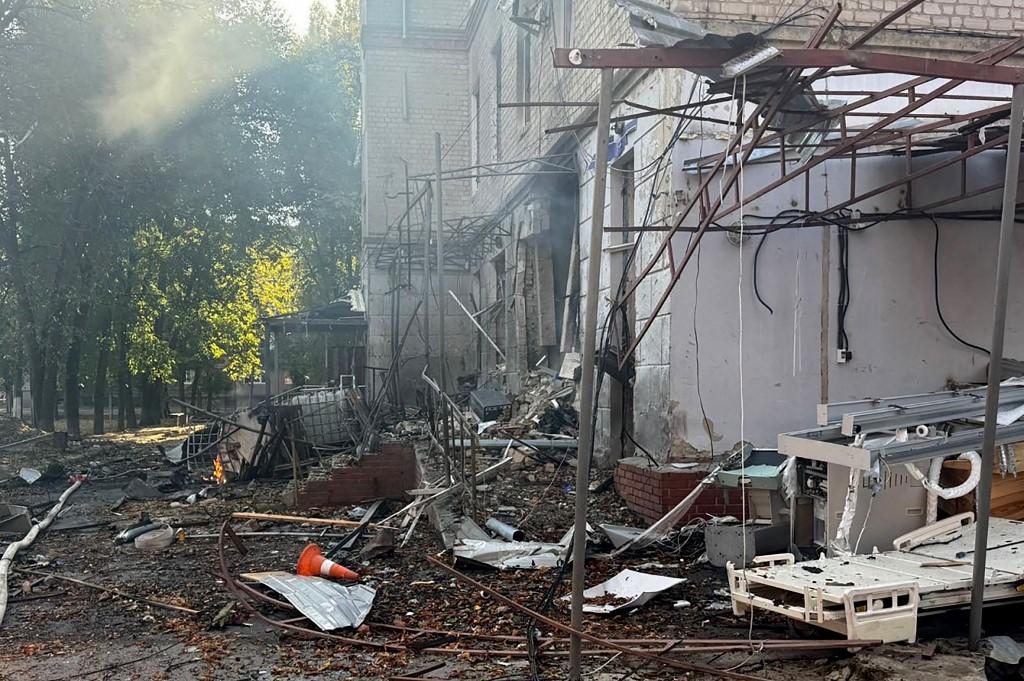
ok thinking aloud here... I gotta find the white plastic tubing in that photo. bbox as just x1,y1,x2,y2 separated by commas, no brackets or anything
905,451,982,525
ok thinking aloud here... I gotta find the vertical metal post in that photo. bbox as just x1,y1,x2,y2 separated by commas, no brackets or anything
969,82,1024,650
569,67,614,679
404,162,413,290
423,186,432,367
273,331,280,397
435,133,453,481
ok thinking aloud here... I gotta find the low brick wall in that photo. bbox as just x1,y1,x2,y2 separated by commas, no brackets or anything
613,456,745,524
295,442,419,509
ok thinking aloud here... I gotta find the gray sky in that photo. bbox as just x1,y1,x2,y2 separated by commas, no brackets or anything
275,0,318,35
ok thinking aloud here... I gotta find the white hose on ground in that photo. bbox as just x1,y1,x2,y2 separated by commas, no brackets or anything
0,478,83,626
904,452,981,522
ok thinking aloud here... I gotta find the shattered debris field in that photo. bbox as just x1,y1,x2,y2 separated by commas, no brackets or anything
0,418,1013,680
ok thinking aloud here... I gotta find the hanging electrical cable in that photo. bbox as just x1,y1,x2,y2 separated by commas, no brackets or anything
836,222,851,358
752,232,775,315
931,215,991,355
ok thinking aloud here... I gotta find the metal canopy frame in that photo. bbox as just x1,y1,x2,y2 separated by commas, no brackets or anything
553,0,1024,663
370,211,513,272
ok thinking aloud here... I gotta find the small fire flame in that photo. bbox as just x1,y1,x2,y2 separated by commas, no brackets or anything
212,457,227,485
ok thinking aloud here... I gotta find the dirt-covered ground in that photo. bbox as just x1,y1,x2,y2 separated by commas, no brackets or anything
0,418,1015,680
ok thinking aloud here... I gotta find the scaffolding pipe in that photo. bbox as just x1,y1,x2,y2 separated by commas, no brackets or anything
449,290,504,361
969,82,1024,650
569,67,614,680
435,133,453,481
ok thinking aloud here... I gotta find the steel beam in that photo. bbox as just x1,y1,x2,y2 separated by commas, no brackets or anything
554,48,1024,84
840,386,1024,436
569,67,614,680
881,422,1024,467
677,38,1024,172
819,390,963,425
685,41,1024,229
970,82,1024,650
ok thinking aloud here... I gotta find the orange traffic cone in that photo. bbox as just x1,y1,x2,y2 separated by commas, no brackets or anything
296,544,359,581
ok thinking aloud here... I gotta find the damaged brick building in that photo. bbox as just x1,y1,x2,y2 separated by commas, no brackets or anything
360,0,1024,469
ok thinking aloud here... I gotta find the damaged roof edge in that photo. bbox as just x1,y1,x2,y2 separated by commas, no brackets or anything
615,0,707,47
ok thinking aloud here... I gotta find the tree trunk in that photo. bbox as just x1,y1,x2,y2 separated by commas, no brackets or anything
205,372,214,412
27,346,43,428
177,365,186,402
125,375,136,429
93,336,109,435
2,371,9,416
139,377,163,426
36,363,57,432
115,325,135,429
190,365,201,405
64,305,88,439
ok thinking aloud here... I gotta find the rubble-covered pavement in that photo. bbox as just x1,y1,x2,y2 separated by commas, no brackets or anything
0,415,1013,681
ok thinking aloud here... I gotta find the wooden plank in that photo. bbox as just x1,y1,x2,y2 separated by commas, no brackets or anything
231,512,396,530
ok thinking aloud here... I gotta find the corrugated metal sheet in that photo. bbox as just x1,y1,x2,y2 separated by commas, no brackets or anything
256,573,376,631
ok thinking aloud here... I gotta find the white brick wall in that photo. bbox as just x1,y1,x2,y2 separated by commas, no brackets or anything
362,0,1021,460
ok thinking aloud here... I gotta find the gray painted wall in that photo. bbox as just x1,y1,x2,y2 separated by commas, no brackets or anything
667,139,1024,453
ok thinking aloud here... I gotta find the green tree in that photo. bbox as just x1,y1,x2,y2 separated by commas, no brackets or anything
0,0,362,433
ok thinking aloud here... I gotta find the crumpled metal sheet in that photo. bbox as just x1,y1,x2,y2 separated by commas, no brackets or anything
614,0,706,46
987,636,1024,665
454,538,567,570
256,573,376,630
599,524,644,550
563,569,686,614
453,518,571,570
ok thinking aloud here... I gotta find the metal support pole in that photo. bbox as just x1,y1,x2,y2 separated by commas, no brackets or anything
968,82,1024,650
569,67,614,680
273,331,280,397
435,133,453,481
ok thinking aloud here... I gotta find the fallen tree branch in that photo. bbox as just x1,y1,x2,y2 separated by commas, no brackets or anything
14,567,198,615
0,478,83,626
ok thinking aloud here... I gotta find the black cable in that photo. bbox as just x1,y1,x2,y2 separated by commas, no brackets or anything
931,216,991,355
836,223,850,352
752,231,775,315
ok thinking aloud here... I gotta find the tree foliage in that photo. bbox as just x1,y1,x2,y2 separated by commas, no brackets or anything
0,0,362,431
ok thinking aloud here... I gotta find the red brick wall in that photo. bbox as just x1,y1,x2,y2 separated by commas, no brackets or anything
614,458,745,525
296,442,419,509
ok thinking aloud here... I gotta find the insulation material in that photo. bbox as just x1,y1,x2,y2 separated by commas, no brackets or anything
781,456,798,500
905,451,981,501
830,467,861,556
561,569,686,614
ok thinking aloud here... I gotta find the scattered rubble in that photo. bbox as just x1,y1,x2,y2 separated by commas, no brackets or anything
0,366,1018,679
